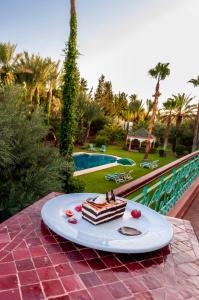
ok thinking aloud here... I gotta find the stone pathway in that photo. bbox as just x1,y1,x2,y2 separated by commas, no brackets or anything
183,195,199,239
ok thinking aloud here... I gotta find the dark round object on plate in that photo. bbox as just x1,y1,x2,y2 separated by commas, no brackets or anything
118,226,142,236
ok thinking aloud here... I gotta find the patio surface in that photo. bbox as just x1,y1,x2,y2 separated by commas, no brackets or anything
183,194,199,240
0,192,199,300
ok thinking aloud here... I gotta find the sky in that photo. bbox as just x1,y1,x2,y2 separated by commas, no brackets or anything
1,0,199,103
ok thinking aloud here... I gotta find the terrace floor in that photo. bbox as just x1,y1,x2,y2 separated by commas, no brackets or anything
0,192,199,300
183,194,199,240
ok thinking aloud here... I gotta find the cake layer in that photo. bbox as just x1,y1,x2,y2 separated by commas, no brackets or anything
82,207,125,222
82,201,126,216
82,211,124,225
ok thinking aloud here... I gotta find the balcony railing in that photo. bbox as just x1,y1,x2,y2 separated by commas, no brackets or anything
114,150,199,215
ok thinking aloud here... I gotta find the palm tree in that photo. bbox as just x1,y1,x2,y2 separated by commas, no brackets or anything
46,59,60,123
83,101,101,143
161,98,176,150
16,52,53,105
189,76,199,151
170,93,196,151
129,94,145,124
144,62,170,160
0,42,21,85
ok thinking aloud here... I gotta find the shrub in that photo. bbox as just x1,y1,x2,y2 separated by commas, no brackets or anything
175,145,186,157
0,86,84,221
98,125,126,144
90,116,109,135
95,135,109,146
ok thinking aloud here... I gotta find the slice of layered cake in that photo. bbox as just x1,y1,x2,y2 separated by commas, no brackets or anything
82,193,127,225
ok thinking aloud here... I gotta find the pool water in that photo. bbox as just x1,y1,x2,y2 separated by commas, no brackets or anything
73,153,117,171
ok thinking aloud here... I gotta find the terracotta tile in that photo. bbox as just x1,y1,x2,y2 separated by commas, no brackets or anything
142,275,162,290
0,261,16,276
112,265,132,280
87,258,107,270
26,237,42,247
60,242,76,252
40,235,57,244
1,252,14,263
69,289,92,300
15,241,27,250
97,269,118,284
0,233,10,243
61,274,84,292
126,262,145,274
107,281,131,299
80,248,98,260
33,255,52,268
89,285,115,300
37,266,58,281
48,296,69,300
29,245,46,258
124,277,147,293
70,260,91,274
0,242,7,250
21,283,44,300
42,279,65,297
49,252,68,264
55,263,74,277
66,250,84,262
18,269,39,285
134,291,153,300
13,248,30,260
16,258,34,271
0,274,18,290
113,253,134,264
102,256,122,268
150,288,166,300
44,243,62,254
0,289,21,300
80,272,102,288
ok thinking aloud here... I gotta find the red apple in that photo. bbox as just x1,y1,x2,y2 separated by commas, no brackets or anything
65,210,74,217
131,209,141,219
75,205,82,212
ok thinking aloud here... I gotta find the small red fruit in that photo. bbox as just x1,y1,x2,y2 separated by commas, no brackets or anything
68,217,78,224
65,210,74,217
131,209,141,219
75,205,82,212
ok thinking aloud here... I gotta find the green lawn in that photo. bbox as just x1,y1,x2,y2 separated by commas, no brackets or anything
74,145,176,194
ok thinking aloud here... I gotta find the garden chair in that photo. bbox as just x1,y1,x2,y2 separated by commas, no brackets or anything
150,160,159,169
88,144,96,151
99,145,106,152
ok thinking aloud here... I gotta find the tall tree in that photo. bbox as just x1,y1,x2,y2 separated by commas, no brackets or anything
83,101,101,142
144,62,170,159
189,76,199,151
0,42,21,85
16,52,53,106
60,0,79,156
170,93,196,151
129,94,145,124
94,75,114,116
161,98,176,150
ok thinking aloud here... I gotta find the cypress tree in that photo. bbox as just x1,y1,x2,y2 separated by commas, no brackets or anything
60,0,79,157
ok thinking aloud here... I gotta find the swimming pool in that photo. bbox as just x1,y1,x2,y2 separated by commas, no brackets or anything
73,153,118,171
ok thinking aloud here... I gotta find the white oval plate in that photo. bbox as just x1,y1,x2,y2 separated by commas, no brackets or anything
41,193,173,253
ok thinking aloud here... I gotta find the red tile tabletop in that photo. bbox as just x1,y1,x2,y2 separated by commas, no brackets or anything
0,192,199,300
